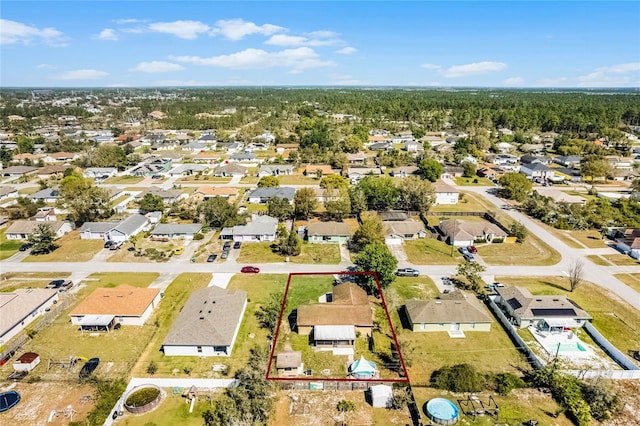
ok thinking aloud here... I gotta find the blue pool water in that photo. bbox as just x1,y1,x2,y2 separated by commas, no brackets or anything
426,398,459,424
553,342,587,352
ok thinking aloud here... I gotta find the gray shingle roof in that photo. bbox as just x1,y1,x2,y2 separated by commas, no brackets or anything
405,295,492,324
306,221,350,237
150,223,203,236
497,287,592,321
79,222,118,233
163,287,247,347
111,214,148,236
248,187,296,202
232,215,278,236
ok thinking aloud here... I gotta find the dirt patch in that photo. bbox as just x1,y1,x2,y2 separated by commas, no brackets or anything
606,380,640,426
0,381,95,425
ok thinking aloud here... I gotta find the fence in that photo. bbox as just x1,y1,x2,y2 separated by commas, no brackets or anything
486,297,544,369
563,369,640,380
279,380,375,391
583,322,640,370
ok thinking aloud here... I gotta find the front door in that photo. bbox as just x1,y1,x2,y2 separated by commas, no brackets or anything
451,323,460,331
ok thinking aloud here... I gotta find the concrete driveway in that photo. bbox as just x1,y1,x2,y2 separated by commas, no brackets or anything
386,242,408,265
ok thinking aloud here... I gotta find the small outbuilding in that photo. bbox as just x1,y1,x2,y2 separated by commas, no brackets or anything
276,349,303,377
368,384,393,408
13,352,40,372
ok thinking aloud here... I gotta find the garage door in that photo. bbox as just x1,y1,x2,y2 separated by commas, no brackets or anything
385,237,402,245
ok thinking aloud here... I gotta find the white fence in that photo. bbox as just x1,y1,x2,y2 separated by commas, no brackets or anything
583,322,640,370
563,369,640,380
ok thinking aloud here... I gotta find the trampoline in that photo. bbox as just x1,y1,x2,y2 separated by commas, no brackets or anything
0,391,21,413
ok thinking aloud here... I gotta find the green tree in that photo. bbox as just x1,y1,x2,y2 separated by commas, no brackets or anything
58,172,113,225
456,260,486,292
419,158,443,182
0,145,13,165
357,175,399,210
320,174,349,189
341,134,363,153
498,172,532,201
138,193,165,213
462,161,477,178
431,364,483,393
16,135,35,154
257,175,280,187
352,212,385,251
293,187,318,219
354,243,398,292
581,155,612,181
631,178,640,193
324,187,351,220
255,290,284,337
396,176,435,212
336,400,356,413
348,187,367,215
509,221,528,242
267,196,293,221
27,223,58,254
91,144,127,169
200,197,242,229
278,229,301,256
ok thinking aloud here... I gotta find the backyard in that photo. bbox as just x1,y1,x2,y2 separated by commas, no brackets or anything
237,242,341,264
494,276,640,356
454,176,494,186
0,226,21,260
117,391,223,426
102,175,144,184
404,238,462,265
23,230,103,262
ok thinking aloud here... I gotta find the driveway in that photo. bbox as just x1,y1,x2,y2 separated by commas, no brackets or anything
386,242,408,265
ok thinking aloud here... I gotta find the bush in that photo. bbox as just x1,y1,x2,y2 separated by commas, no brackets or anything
125,387,160,407
336,400,356,413
86,378,127,426
193,233,204,241
582,381,621,421
390,387,412,410
146,361,157,375
431,364,484,393
491,372,526,396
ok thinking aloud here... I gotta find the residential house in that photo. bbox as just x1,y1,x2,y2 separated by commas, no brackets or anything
70,285,162,329
258,165,293,177
84,167,117,179
11,153,42,164
43,152,77,164
34,207,57,222
221,215,278,242
245,142,269,152
214,163,248,177
0,186,18,201
520,155,552,166
439,219,508,246
369,142,392,151
520,163,555,180
492,154,519,166
248,187,296,204
614,228,640,259
35,165,71,180
29,188,60,204
229,153,258,163
478,167,503,180
167,164,209,177
192,186,238,202
254,130,275,143
135,187,183,204
434,180,459,205
346,152,367,165
275,349,303,377
405,140,423,152
520,143,545,153
554,155,583,168
553,167,581,183
404,291,493,333
193,152,221,164
129,158,171,176
303,164,335,178
1,166,37,178
275,143,299,155
0,289,59,344
306,221,350,244
150,223,203,240
104,213,149,243
383,220,427,245
183,142,208,152
217,142,244,154
389,166,419,178
496,286,592,329
79,222,119,240
5,220,73,240
496,142,516,153
441,166,464,179
162,287,247,357
297,283,373,353
347,167,381,183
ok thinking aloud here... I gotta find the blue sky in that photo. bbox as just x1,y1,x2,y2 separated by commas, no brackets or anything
1,1,639,87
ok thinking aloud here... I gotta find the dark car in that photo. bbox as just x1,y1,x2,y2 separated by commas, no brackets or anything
396,268,419,277
151,175,162,179
233,241,241,249
47,279,68,289
241,266,260,273
207,254,218,262
104,240,114,249
223,241,232,250
79,358,100,380
19,243,32,252
467,245,478,254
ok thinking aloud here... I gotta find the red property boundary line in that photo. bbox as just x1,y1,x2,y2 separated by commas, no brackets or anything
265,271,410,383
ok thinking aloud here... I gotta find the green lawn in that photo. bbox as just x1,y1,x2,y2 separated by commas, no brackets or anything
118,393,220,426
103,175,144,184
454,177,494,186
477,234,561,266
110,194,130,206
404,239,462,264
9,272,160,379
283,275,334,317
602,254,639,266
494,276,640,356
385,276,439,306
614,273,640,294
430,192,489,213
586,255,610,266
0,227,22,260
176,176,231,184
277,175,318,185
237,242,341,264
239,176,259,184
23,230,104,262
17,187,40,195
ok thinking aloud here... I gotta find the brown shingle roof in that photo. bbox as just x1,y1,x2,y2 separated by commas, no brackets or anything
70,285,160,317
276,350,302,368
306,221,350,237
297,283,372,327
331,283,369,305
194,186,239,197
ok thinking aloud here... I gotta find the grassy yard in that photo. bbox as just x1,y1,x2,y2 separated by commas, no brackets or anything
412,387,573,426
430,191,489,213
494,276,640,356
11,272,160,379
0,271,72,292
384,276,439,306
454,177,494,186
586,255,610,266
404,238,462,265
110,194,130,206
23,230,104,262
277,175,318,185
614,273,640,294
0,227,22,260
237,242,341,264
18,187,40,195
106,238,184,262
103,175,144,184
175,176,231,184
118,393,221,426
239,176,259,184
602,254,639,266
477,234,561,266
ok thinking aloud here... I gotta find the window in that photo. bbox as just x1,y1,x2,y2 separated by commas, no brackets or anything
470,323,475,329
197,346,202,353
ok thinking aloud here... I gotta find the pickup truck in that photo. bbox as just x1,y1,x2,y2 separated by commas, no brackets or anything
396,268,419,277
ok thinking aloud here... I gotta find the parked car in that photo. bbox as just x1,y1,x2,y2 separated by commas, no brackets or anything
151,175,162,179
233,241,241,249
223,241,232,250
458,246,470,255
463,253,476,262
174,247,184,255
46,279,73,289
109,241,123,250
220,250,229,259
494,282,505,288
241,266,260,273
19,243,32,252
442,276,452,285
396,268,419,277
103,240,114,249
207,254,217,262
79,358,100,380
467,245,478,254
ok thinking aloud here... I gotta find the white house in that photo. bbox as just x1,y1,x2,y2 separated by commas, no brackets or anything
5,220,73,240
150,223,203,240
104,214,149,243
222,215,278,242
0,289,59,344
84,167,118,179
520,163,555,180
433,180,459,205
0,186,18,201
162,287,247,357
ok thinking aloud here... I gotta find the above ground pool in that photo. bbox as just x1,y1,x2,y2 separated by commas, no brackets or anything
0,391,21,413
426,398,459,425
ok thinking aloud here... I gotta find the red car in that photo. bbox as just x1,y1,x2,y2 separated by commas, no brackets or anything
467,245,478,254
241,266,260,273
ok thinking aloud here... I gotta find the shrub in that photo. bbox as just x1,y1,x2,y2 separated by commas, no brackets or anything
146,361,157,375
193,233,204,241
431,364,483,393
582,381,621,421
491,372,526,396
125,387,160,407
390,387,412,410
336,400,356,413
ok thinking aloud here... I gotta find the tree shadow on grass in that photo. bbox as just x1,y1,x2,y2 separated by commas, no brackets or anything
539,280,569,293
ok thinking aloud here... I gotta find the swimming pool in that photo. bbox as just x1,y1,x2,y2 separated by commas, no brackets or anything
552,342,587,353
426,398,459,425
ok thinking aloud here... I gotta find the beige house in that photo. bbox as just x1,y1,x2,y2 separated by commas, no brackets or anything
404,291,493,333
192,186,239,202
439,219,508,246
383,220,427,245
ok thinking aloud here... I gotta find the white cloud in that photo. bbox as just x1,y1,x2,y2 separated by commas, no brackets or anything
171,47,335,73
96,28,118,41
264,33,341,47
503,77,524,86
307,30,339,39
336,47,357,55
536,62,640,87
211,18,284,41
421,63,441,70
52,69,109,80
113,18,145,24
148,20,210,39
0,19,66,46
36,64,57,69
130,61,185,73
441,61,507,78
